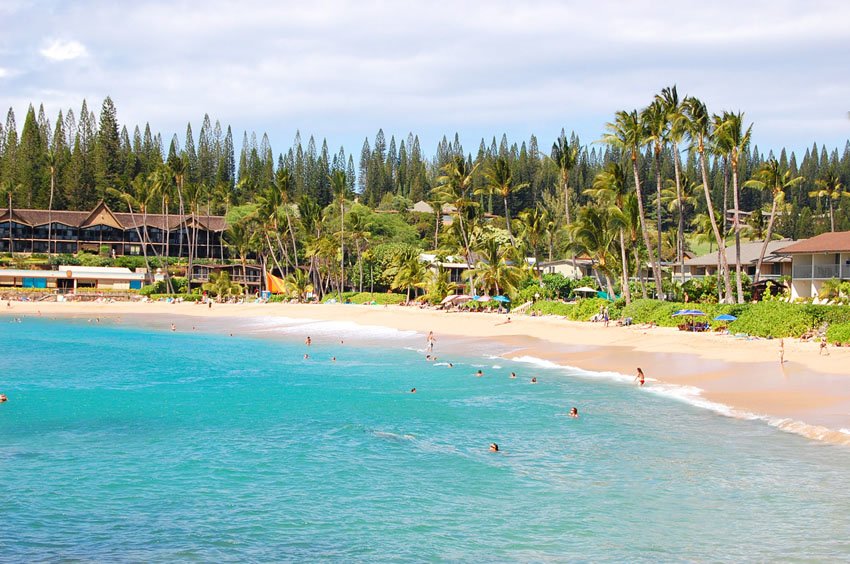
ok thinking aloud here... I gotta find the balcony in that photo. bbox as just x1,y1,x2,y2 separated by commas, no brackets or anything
794,264,848,280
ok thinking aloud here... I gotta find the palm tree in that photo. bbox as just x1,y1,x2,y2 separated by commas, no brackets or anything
682,96,734,303
224,221,252,294
588,162,632,303
601,110,663,296
569,205,624,297
478,157,528,245
468,236,524,297
661,174,699,283
329,170,348,300
107,176,158,279
517,206,548,280
298,196,323,298
657,86,688,281
0,180,20,256
551,134,579,226
170,158,188,259
347,206,373,292
274,167,299,268
255,183,287,275
391,250,426,302
202,271,243,300
46,149,58,255
808,170,848,233
284,268,313,302
744,158,803,282
642,99,669,287
713,111,752,303
150,166,175,292
433,156,479,285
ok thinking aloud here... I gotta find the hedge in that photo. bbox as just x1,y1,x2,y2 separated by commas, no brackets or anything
826,322,850,345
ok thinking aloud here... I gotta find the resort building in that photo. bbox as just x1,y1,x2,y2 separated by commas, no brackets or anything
776,232,850,299
673,240,793,281
0,201,227,258
188,264,264,292
0,265,146,291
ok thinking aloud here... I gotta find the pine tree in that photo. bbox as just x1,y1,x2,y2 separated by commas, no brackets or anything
18,105,48,207
184,123,199,184
95,96,123,203
2,108,18,190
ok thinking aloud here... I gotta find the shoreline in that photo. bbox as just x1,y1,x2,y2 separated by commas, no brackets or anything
5,300,850,445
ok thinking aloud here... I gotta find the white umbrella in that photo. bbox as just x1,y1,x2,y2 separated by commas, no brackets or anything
573,286,597,294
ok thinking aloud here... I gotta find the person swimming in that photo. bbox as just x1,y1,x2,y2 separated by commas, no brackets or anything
410,388,417,393
331,356,336,362
476,370,484,377
510,372,517,379
530,377,537,384
447,363,453,368
0,394,7,403
489,443,499,452
303,354,309,360
569,407,579,418
305,336,312,346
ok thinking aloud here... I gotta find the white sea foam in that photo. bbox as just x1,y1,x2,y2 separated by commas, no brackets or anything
508,354,850,446
244,316,418,341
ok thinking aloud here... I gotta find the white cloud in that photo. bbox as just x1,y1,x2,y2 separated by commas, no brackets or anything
39,39,87,62
0,67,8,78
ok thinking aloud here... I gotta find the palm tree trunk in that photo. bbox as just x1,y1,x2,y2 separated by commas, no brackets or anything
619,228,631,304
339,201,345,300
731,160,744,303
633,246,646,298
8,193,14,257
358,241,364,293
672,147,685,283
698,148,733,303
631,157,663,298
654,149,664,290
48,169,55,256
503,196,514,245
829,198,835,232
754,197,779,284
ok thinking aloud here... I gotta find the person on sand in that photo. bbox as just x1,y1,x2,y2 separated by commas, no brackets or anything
820,337,829,356
779,339,785,364
489,443,499,452
530,377,537,384
510,372,517,379
634,368,645,386
305,336,312,346
496,316,512,326
569,407,578,418
476,369,484,377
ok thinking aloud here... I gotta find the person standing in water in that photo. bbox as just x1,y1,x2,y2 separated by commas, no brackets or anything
634,368,645,386
426,331,435,352
569,407,579,418
305,336,312,346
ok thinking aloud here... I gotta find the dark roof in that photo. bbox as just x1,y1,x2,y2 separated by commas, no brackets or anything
0,203,227,232
776,232,850,254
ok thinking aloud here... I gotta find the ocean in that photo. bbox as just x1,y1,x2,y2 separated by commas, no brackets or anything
2,316,850,561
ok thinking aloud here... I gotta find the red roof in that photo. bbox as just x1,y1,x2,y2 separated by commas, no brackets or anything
776,231,850,254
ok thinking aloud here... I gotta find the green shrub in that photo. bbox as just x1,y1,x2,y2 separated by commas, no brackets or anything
731,301,816,338
826,322,850,344
148,293,202,302
529,300,574,316
322,291,407,305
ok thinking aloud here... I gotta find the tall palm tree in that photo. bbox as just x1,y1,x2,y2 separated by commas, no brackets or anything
588,162,632,303
434,156,479,285
551,134,579,226
298,195,323,298
478,156,528,245
275,167,299,268
391,250,426,302
682,96,734,303
601,110,663,296
642,99,669,287
347,206,373,292
0,180,20,256
255,183,287,275
714,111,753,303
744,158,803,282
570,205,623,298
107,176,158,279
808,170,848,233
46,149,57,256
329,170,348,299
661,174,699,283
517,206,548,280
224,221,252,293
284,268,313,302
170,158,188,259
468,236,524,297
657,86,688,282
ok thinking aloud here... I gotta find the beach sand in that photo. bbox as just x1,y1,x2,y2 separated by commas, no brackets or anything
5,299,850,444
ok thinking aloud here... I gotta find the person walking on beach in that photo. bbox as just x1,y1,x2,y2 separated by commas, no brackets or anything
779,339,785,364
820,337,829,356
634,368,645,386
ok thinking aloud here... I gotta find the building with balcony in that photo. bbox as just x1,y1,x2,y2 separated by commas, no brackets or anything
672,240,792,281
776,232,850,299
188,264,263,292
0,201,227,258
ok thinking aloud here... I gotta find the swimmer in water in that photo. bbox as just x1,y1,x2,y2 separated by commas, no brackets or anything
476,369,484,377
489,443,499,452
569,407,579,418
170,323,176,332
447,363,453,368
331,356,336,362
303,354,309,360
634,368,645,386
510,372,517,379
530,377,537,384
305,336,312,346
0,394,7,403
410,388,417,393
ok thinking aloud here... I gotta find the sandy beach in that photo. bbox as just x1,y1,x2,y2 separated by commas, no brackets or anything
5,299,850,445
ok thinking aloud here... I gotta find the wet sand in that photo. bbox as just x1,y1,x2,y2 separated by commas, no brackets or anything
5,300,850,444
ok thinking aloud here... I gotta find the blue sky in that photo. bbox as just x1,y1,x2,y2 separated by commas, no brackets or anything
1,0,849,159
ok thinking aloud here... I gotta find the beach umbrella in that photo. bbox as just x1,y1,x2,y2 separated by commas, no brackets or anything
492,295,510,303
714,314,737,322
440,294,459,305
476,295,492,302
688,310,706,316
573,286,597,295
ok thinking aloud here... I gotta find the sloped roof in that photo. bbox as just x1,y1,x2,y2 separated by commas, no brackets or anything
0,204,227,231
775,231,850,254
686,240,793,267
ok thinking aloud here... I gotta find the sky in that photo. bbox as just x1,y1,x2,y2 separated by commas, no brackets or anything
1,0,849,160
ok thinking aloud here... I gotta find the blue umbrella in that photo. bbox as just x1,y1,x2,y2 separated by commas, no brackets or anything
672,309,705,317
714,314,737,322
492,295,511,303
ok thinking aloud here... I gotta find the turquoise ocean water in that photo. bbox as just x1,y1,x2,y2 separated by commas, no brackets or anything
2,316,850,561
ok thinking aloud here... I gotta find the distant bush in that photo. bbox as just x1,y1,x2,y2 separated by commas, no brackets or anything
322,291,407,305
731,301,816,338
529,301,574,316
826,322,850,345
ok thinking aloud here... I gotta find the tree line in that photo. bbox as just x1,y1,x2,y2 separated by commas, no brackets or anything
1,92,849,304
